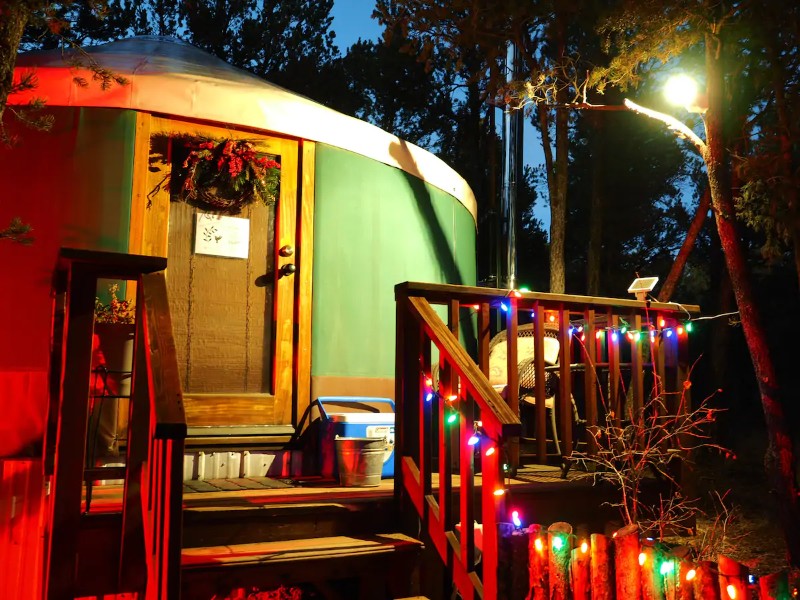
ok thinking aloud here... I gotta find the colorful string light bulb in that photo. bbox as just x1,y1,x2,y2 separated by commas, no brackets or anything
534,538,544,553
467,434,480,446
511,510,522,528
485,446,495,456
580,541,589,553
638,552,647,566
552,536,564,551
446,413,457,424
660,560,675,575
686,569,696,581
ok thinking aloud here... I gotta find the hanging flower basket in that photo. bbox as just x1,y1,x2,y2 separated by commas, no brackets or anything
181,138,281,213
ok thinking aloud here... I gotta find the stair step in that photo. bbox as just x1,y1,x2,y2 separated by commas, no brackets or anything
181,533,423,597
183,498,397,547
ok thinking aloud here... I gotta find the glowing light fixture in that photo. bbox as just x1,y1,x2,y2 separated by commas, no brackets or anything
552,536,564,551
485,446,495,456
686,569,696,581
493,488,506,497
664,74,699,109
726,584,737,599
638,552,647,566
467,434,480,446
580,541,589,553
660,560,675,575
534,538,544,553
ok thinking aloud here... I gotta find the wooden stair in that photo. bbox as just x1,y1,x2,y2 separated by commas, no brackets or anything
179,482,424,599
181,533,423,599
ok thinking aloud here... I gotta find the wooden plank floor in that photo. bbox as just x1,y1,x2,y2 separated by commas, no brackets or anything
82,464,594,512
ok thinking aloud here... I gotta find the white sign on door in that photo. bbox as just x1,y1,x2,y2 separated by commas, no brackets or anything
194,213,250,259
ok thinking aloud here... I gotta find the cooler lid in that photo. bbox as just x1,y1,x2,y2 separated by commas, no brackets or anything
316,396,395,420
327,413,396,424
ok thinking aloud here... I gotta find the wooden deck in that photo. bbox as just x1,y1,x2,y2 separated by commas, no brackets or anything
83,463,598,513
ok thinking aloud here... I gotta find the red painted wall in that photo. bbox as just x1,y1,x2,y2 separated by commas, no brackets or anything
0,107,136,457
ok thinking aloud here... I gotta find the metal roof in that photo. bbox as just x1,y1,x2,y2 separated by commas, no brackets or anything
12,36,477,222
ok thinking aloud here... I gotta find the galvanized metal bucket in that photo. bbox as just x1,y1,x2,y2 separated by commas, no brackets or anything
335,436,386,487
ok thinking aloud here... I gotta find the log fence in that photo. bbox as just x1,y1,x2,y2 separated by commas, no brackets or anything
499,520,793,599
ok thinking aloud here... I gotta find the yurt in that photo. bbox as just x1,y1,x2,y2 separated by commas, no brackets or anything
0,36,477,459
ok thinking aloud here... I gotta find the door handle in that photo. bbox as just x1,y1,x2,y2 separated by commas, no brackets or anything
279,263,297,277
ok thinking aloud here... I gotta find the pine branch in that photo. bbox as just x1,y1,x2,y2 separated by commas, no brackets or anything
0,217,34,244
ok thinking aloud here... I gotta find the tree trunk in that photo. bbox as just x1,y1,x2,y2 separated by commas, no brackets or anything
657,187,710,302
0,1,33,129
587,113,604,296
704,33,800,567
549,9,569,294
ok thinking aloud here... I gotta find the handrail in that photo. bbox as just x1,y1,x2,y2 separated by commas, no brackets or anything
123,271,186,598
396,281,701,313
396,292,521,600
395,281,699,600
45,249,186,599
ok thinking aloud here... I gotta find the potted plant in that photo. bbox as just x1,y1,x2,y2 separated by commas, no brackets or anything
90,284,136,462
181,137,281,213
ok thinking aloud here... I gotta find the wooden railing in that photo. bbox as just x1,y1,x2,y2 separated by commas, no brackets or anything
46,249,186,599
394,282,700,600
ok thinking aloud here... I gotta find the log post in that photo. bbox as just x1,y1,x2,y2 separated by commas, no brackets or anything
548,522,573,599
662,551,678,600
590,533,613,600
527,524,549,600
759,571,790,599
499,527,529,600
678,559,696,600
613,523,641,600
717,555,747,600
571,540,590,600
640,544,664,600
694,560,720,599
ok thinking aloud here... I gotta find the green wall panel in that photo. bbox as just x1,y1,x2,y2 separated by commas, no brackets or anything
311,144,476,380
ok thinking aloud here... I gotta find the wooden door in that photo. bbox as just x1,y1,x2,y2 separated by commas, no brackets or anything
137,117,299,430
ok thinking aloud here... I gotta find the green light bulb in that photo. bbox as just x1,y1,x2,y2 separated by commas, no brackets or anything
660,560,675,575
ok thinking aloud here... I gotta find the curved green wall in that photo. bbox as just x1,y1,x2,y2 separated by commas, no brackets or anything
311,144,477,381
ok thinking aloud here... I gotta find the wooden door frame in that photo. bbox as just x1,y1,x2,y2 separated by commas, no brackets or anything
129,112,314,430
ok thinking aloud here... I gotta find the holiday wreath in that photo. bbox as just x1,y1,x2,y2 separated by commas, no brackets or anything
181,138,281,213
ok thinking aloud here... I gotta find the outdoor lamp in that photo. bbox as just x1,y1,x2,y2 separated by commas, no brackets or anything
664,74,707,114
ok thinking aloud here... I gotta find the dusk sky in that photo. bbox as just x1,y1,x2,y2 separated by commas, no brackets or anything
331,1,383,51
329,0,551,229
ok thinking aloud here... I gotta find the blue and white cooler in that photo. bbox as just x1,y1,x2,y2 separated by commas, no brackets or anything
316,397,395,480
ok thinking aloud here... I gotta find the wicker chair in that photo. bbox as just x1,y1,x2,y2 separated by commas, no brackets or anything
488,323,579,455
